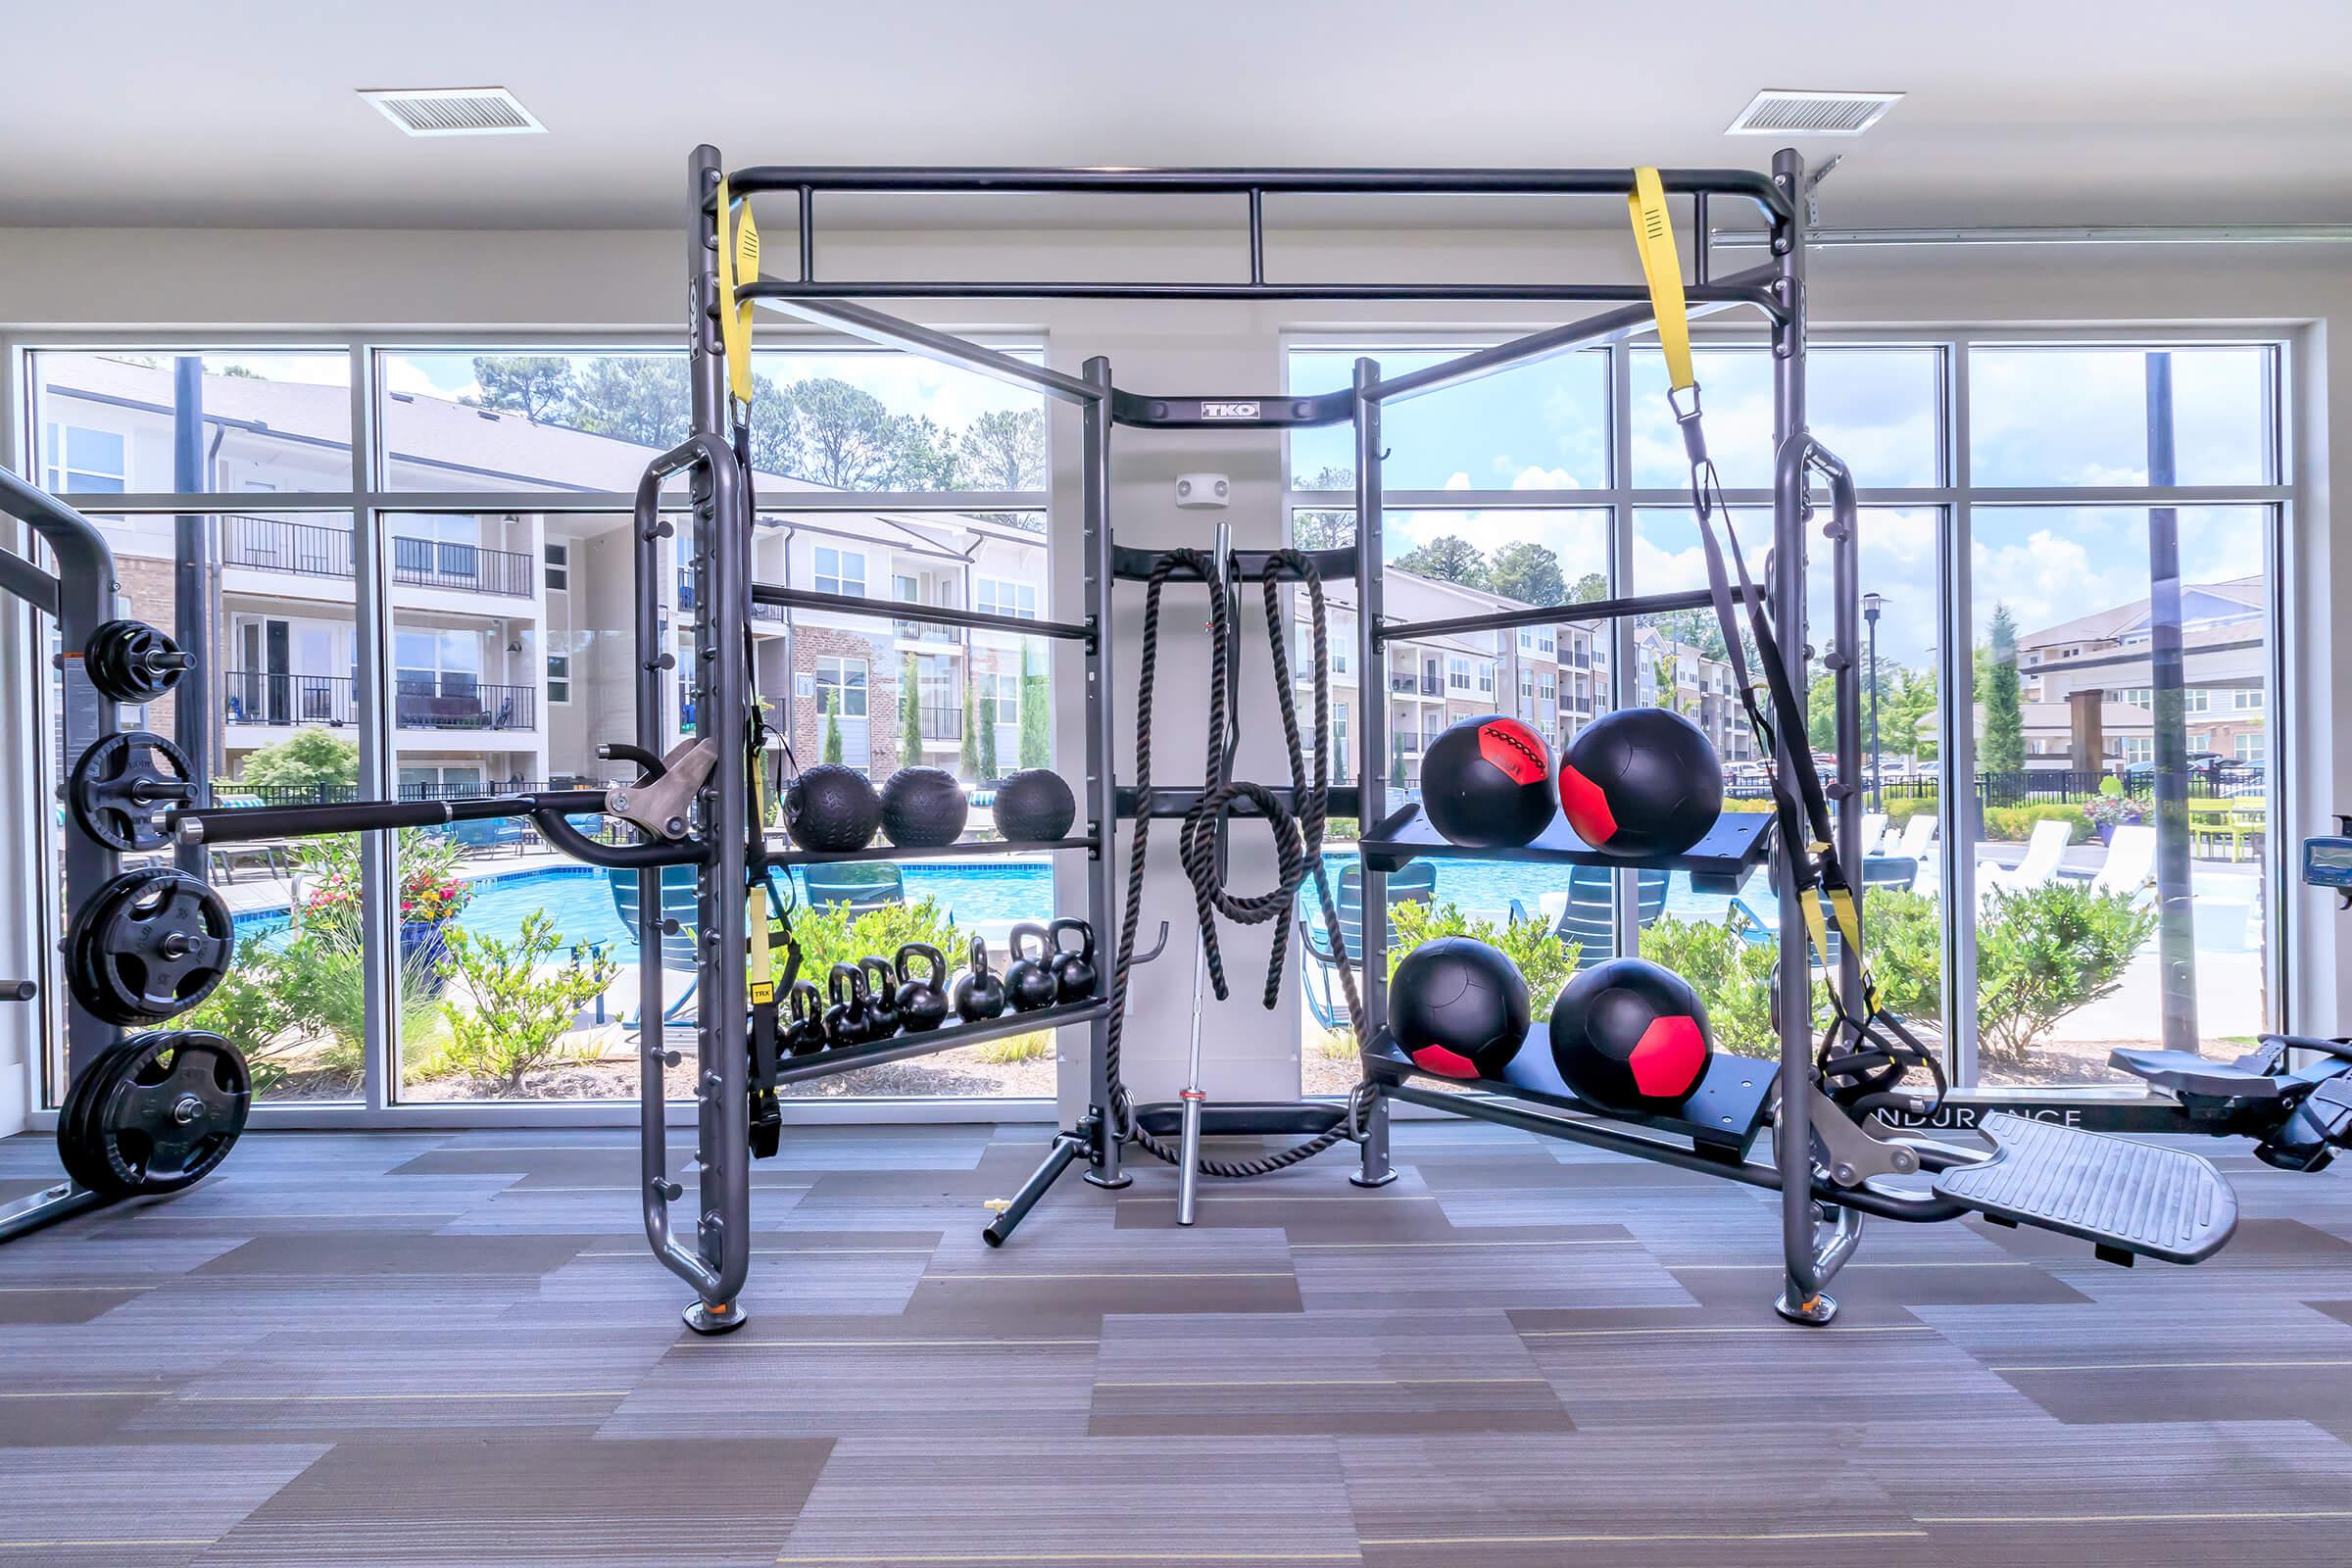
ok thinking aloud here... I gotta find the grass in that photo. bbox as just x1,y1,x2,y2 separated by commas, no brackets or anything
975,1031,1053,1065
1312,1027,1358,1062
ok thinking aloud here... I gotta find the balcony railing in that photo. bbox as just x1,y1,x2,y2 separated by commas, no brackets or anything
1390,671,1442,695
221,515,532,599
896,616,965,645
224,672,535,732
919,703,962,742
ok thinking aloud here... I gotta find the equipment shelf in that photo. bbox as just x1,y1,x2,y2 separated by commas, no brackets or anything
773,997,1109,1087
1357,801,1772,890
762,836,1096,868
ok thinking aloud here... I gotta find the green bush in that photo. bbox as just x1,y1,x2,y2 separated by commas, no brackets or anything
1854,882,2154,1066
436,911,620,1092
787,896,962,989
976,1031,1052,1065
1389,900,1580,1016
1982,802,2093,845
180,938,302,1093
1638,912,1826,1059
233,729,359,793
1884,796,1938,828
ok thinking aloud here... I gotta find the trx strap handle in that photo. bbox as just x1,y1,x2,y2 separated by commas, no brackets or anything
748,886,783,1158
712,176,760,410
1627,168,1705,466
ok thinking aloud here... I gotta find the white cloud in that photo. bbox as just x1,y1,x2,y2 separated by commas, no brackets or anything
1510,466,1582,490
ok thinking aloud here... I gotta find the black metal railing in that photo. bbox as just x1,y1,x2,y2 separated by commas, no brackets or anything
394,679,536,732
225,672,538,732
919,703,962,742
224,671,356,727
220,514,355,579
391,535,534,597
221,515,533,598
218,778,553,808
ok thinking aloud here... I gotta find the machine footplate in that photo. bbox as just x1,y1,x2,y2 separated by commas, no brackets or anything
1931,1112,2236,1264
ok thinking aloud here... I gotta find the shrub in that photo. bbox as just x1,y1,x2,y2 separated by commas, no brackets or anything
292,829,472,936
1982,802,2093,845
976,1031,1052,1065
180,937,301,1093
1884,796,1938,828
436,911,620,1092
1974,881,2156,1064
786,897,962,990
234,729,359,793
1638,912,1826,1060
1389,899,1580,1016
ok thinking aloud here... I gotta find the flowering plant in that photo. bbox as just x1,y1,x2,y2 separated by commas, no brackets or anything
401,870,472,926
2082,793,2143,829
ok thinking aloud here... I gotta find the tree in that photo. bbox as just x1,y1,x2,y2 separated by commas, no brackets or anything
1395,535,1487,586
1291,465,1355,550
789,377,900,488
1981,603,2026,773
885,414,962,490
1018,644,1050,770
1485,541,1567,607
1643,608,1728,662
1650,652,1695,716
899,653,922,765
1885,666,1939,764
566,356,692,448
744,372,805,479
236,729,360,794
957,676,980,780
1565,571,1609,605
1806,669,1840,754
820,688,845,766
958,409,1047,490
978,693,1000,782
469,356,576,420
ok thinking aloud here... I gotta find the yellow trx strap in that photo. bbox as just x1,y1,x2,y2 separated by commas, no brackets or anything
712,176,760,409
747,888,774,1007
1627,168,1695,401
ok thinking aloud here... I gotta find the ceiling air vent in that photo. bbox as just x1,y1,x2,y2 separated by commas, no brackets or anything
1726,89,1902,137
360,87,544,137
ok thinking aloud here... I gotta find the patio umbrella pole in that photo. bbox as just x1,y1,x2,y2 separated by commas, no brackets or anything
2144,351,2201,1053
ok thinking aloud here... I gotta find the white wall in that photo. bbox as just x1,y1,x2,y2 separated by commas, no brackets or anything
1,217,2343,1135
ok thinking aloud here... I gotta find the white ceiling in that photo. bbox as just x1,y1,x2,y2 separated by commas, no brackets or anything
4,0,2347,230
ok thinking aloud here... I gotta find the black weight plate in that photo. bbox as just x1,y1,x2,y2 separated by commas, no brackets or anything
69,732,195,853
69,868,234,1025
55,1040,135,1196
84,1030,250,1195
85,620,183,704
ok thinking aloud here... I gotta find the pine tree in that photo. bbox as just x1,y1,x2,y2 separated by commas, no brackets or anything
819,688,845,765
1018,644,1051,770
1981,603,2026,773
958,676,980,780
978,693,1000,783
899,653,922,767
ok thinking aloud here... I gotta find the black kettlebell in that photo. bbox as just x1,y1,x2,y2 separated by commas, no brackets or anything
952,934,1006,1023
894,944,951,1033
1003,922,1058,1012
784,980,826,1055
860,956,903,1038
1048,917,1098,1004
824,961,875,1045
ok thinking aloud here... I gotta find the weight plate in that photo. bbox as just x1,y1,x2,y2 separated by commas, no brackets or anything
55,1039,137,1197
81,1030,250,1195
69,732,195,853
84,619,184,705
68,868,234,1025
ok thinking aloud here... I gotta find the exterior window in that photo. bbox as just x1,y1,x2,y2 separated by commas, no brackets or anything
2234,688,2263,710
2182,688,2210,713
1478,662,1495,696
814,545,865,598
42,423,127,493
1446,657,1471,693
815,656,868,719
545,542,569,592
2236,731,2266,763
547,651,571,705
975,576,1038,619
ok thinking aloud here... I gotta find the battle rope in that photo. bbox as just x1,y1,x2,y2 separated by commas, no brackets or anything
1105,550,1370,1177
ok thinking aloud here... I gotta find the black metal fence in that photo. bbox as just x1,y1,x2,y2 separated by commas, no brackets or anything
1725,767,2259,807
222,778,553,808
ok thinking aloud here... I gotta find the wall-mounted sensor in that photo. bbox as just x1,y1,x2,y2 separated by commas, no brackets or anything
1175,473,1230,510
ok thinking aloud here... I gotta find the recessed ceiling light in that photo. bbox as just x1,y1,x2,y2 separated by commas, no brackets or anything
1726,89,1903,137
360,87,544,138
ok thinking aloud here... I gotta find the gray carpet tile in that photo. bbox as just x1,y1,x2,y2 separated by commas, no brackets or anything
0,1117,2347,1564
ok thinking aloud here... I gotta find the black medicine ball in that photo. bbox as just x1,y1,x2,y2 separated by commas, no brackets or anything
1389,936,1530,1081
785,763,881,853
1418,714,1554,850
1548,956,1712,1112
993,768,1077,842
878,766,968,848
1557,708,1722,858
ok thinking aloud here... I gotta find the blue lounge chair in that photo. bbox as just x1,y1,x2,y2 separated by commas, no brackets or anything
1298,861,1436,1032
1507,865,1670,969
607,864,700,1025
799,861,907,914
1729,856,1919,966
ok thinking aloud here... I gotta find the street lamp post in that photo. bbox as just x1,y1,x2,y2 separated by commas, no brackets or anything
1862,592,1886,811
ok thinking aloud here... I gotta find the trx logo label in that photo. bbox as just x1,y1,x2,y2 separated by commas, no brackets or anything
1200,402,1260,419
1478,721,1547,786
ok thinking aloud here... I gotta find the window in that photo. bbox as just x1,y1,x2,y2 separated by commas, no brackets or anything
975,576,1038,619
545,542,569,592
2121,736,2155,765
814,545,865,598
41,423,127,493
33,351,354,494
2234,688,2263,710
815,656,868,719
2236,732,2266,763
1446,657,1471,693
2183,688,2211,713
1969,346,2275,487
1477,662,1495,696
548,651,572,705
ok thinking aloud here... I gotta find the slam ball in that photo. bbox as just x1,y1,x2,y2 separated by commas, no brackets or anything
1556,708,1722,858
879,766,969,848
1389,937,1531,1081
1419,715,1554,850
785,763,881,853
1548,957,1713,1112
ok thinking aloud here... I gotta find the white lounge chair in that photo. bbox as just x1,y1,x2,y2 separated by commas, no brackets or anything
1890,811,1936,863
1858,811,1888,858
1980,818,2071,899
2087,823,2158,902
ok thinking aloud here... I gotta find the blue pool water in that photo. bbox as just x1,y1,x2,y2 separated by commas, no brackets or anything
232,857,1743,956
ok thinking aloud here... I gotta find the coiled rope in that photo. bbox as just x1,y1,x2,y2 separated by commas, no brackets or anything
1105,549,1370,1178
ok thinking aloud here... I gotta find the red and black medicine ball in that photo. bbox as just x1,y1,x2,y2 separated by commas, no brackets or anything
1557,708,1723,858
1390,937,1530,1081
1420,714,1554,850
1547,956,1713,1111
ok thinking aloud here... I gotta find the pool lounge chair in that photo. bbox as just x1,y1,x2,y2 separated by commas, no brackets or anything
607,864,700,1026
1730,856,1921,968
2076,822,2158,903
1299,862,1435,1032
1506,865,1670,970
1980,818,2072,899
800,861,908,914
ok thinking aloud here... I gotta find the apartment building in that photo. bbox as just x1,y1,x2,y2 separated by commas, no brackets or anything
1633,624,1755,765
2014,576,2268,769
34,358,1054,795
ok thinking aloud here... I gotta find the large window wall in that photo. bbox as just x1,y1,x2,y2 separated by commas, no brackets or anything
1286,332,2288,1101
18,339,1054,1115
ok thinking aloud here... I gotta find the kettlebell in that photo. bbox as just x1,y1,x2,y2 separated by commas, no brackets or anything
824,961,874,1045
894,944,951,1033
860,956,903,1039
952,934,1007,1023
1048,917,1098,1004
1003,922,1058,1012
784,980,826,1055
